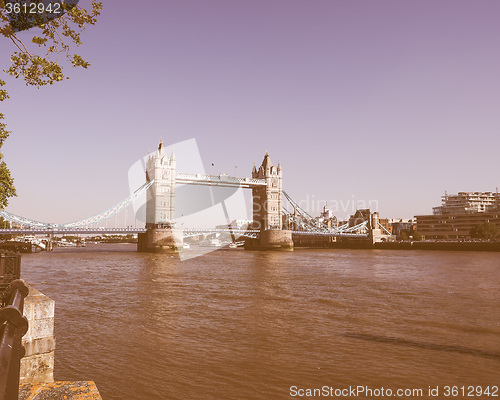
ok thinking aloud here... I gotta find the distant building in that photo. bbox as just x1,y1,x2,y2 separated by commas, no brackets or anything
378,218,392,235
349,209,370,227
348,209,381,235
433,191,500,215
389,219,416,236
416,190,500,239
315,205,338,229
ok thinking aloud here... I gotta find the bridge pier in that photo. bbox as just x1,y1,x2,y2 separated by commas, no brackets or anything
137,228,183,253
46,234,53,251
244,229,293,251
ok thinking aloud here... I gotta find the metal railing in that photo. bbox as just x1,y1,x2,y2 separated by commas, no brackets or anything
0,252,21,294
0,279,29,400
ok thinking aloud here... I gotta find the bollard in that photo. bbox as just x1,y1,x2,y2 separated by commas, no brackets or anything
0,279,29,400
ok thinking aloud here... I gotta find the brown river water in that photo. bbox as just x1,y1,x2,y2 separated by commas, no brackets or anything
21,245,500,399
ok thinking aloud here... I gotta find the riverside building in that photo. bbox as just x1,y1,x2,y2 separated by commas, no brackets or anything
416,190,500,239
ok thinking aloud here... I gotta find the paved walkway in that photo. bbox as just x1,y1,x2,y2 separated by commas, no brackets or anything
19,381,102,399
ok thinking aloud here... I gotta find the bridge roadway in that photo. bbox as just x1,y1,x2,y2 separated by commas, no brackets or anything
0,228,368,238
0,228,261,237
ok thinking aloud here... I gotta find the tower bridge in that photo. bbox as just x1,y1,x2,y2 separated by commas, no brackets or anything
138,140,294,251
0,140,385,251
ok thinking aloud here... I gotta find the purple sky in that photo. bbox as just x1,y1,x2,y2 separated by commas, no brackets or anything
2,0,500,224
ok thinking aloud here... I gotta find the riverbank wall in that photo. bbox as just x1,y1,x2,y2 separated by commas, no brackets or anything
377,241,500,252
294,240,500,251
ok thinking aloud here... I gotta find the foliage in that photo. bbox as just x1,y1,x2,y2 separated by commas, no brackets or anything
0,215,11,238
0,0,102,208
0,80,16,208
0,216,11,228
1,0,102,87
398,230,409,241
470,222,499,240
412,230,422,241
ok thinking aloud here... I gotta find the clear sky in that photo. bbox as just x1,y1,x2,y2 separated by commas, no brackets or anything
2,0,500,224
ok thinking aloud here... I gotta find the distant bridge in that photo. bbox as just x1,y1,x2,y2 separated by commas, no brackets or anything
0,227,371,239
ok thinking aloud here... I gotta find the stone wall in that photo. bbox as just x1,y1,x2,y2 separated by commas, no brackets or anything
20,285,55,384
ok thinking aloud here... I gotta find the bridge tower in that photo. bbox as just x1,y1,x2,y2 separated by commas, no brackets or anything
369,211,382,244
145,139,176,228
138,139,183,253
252,152,282,230
247,152,293,250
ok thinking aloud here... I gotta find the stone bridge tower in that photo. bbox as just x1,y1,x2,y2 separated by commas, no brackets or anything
252,152,282,230
138,139,183,253
145,139,176,228
248,152,293,250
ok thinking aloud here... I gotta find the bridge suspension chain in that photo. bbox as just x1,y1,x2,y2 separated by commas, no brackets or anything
282,191,333,233
282,208,325,232
61,180,154,228
282,191,316,220
282,192,373,235
0,180,154,229
342,220,369,233
0,210,51,229
377,221,395,237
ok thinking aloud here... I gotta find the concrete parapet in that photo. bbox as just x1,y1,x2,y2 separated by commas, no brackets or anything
245,229,294,251
138,228,183,253
21,285,55,384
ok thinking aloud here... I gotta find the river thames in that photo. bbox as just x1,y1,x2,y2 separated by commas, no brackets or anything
21,246,500,399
